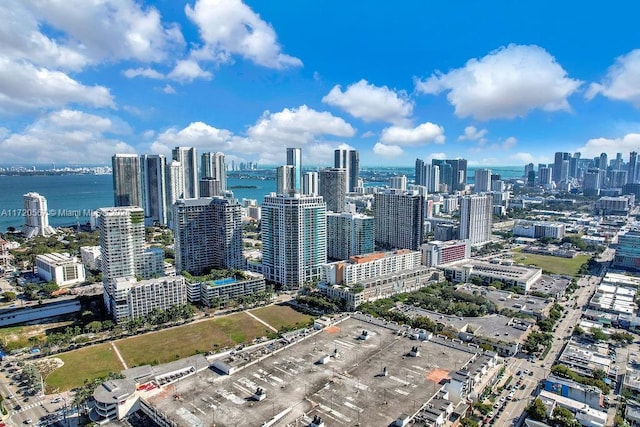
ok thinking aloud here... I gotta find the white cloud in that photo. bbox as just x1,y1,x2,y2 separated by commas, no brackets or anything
502,136,517,150
373,143,403,158
247,105,355,145
576,133,640,159
0,59,114,113
24,0,184,64
509,152,550,165
167,59,213,82
361,131,376,138
586,49,640,106
322,79,413,123
416,44,582,120
379,122,445,146
428,152,447,161
123,67,164,79
162,84,176,94
458,125,487,141
185,0,302,70
151,121,234,156
0,109,135,163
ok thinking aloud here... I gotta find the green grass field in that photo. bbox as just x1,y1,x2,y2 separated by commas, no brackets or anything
115,312,272,368
250,304,314,331
510,251,589,276
45,343,122,393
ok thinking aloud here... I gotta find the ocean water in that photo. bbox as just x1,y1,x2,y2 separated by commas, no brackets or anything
0,165,522,231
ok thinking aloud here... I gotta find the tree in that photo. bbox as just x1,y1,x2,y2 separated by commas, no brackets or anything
573,325,584,336
525,398,547,421
2,291,16,301
590,327,607,342
552,406,579,427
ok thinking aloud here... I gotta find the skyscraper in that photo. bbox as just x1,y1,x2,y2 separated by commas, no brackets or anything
415,158,440,192
112,154,142,207
199,178,223,197
200,152,227,193
286,148,302,193
140,154,167,226
415,158,427,186
598,152,608,170
302,172,319,196
459,194,492,245
334,149,360,192
98,206,145,314
539,166,553,185
261,194,327,289
173,196,244,275
432,159,466,192
326,212,375,260
629,151,638,184
21,192,55,239
553,152,570,184
319,168,347,213
374,190,425,250
276,165,296,196
172,147,198,199
474,169,492,193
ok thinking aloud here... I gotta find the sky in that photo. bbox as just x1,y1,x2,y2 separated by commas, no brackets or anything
1,0,640,168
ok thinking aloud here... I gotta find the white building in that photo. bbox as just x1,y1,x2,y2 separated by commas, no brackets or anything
93,379,138,421
321,250,422,286
195,272,266,307
389,175,407,191
35,253,86,287
422,240,471,267
21,192,55,239
261,193,327,289
459,194,492,245
108,275,187,323
374,190,425,251
513,220,566,240
80,246,102,272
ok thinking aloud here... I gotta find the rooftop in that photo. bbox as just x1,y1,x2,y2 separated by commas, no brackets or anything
145,316,477,427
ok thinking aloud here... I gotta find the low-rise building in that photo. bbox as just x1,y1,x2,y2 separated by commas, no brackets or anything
198,272,266,307
588,282,636,316
438,259,542,292
93,379,138,421
544,376,604,410
421,240,470,267
0,239,12,270
557,338,613,379
35,253,86,287
107,275,187,323
538,390,607,427
513,220,566,240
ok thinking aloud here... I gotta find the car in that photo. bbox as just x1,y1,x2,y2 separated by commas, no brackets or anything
24,419,32,425
14,405,21,411
529,371,534,376
520,384,526,390
488,411,494,418
516,370,522,376
23,397,29,402
493,402,500,409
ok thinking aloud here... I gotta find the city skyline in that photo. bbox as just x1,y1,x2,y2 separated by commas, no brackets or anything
1,2,640,167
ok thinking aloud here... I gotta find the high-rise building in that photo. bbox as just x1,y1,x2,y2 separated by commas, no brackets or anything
629,152,638,184
319,168,347,213
459,194,492,245
428,164,440,193
199,178,223,197
415,158,427,186
261,194,327,289
614,228,640,271
326,212,374,260
334,149,360,192
286,148,302,193
167,161,185,206
389,175,407,191
374,190,425,250
613,153,624,170
598,152,608,170
140,154,167,226
276,165,296,196
474,169,492,193
539,166,553,185
302,172,319,196
422,240,471,267
569,153,581,178
21,192,55,238
432,159,467,192
173,196,244,275
172,147,198,199
523,163,534,179
553,152,570,184
583,168,602,197
112,154,142,207
200,152,227,193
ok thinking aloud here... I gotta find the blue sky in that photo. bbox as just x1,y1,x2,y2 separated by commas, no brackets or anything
1,0,640,168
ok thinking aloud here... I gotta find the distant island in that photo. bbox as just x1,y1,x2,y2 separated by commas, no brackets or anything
228,185,259,189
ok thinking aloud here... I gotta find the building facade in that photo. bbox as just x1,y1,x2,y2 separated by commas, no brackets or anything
200,152,227,192
173,196,244,275
326,212,374,260
109,275,187,323
286,147,302,193
35,253,86,287
374,190,425,250
112,154,142,208
22,192,56,239
422,240,471,267
334,149,359,192
261,194,327,289
319,168,347,213
614,229,640,271
172,147,198,199
140,154,168,226
459,194,493,245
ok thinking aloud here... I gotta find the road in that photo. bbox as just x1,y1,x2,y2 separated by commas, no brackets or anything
490,273,599,426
